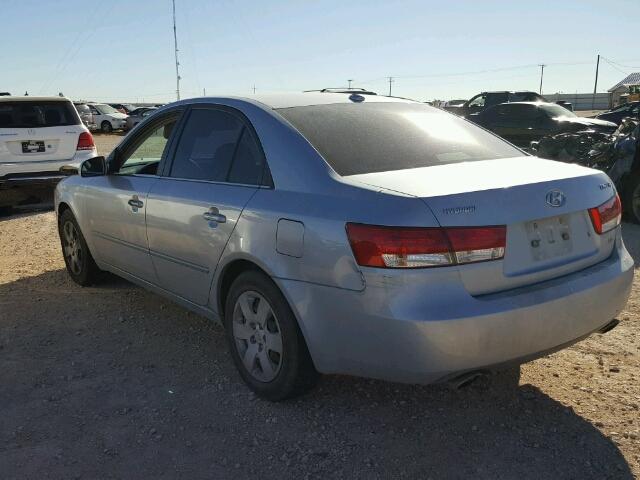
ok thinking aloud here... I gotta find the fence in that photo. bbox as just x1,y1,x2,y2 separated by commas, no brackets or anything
543,92,610,111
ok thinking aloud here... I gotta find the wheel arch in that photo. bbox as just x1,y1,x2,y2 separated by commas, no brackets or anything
216,257,272,317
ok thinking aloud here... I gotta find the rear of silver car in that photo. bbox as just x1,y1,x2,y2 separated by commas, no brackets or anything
274,102,634,383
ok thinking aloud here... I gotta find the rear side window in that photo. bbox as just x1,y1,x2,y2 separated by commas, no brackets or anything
277,103,522,176
0,101,81,128
170,108,267,185
227,129,266,185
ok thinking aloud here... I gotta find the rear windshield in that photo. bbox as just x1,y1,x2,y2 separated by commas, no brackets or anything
277,103,522,176
0,101,81,128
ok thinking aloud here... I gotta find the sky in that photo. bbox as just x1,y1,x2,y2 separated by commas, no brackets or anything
2,0,639,103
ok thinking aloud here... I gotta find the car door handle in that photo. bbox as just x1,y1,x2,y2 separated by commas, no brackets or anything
128,196,144,209
203,208,226,223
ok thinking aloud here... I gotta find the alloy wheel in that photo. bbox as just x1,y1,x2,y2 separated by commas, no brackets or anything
232,291,283,382
62,220,83,275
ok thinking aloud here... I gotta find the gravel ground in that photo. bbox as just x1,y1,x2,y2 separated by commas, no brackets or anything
0,133,638,479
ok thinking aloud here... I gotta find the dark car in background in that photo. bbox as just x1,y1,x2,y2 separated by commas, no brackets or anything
596,102,640,126
469,102,617,148
444,91,547,116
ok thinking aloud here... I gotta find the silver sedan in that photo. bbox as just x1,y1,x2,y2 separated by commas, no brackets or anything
55,93,634,400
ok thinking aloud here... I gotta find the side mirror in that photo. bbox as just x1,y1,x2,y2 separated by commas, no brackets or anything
80,156,106,177
59,164,79,176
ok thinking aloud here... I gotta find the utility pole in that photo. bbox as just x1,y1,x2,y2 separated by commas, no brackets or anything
252,85,256,94
203,88,206,96
172,0,181,101
538,64,546,94
592,54,600,109
348,79,353,89
388,76,394,96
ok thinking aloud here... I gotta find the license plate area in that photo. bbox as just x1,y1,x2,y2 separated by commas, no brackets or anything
21,140,45,153
526,214,573,261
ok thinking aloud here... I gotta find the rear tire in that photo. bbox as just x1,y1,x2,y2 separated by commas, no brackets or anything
224,270,319,401
58,209,101,286
101,121,113,134
623,172,640,224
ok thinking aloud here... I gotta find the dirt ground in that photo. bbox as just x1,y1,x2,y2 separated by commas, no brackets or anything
0,133,639,479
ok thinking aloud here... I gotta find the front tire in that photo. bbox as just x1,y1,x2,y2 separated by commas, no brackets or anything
101,121,113,134
224,271,319,401
58,209,101,286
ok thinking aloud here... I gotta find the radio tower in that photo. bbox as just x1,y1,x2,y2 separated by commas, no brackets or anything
172,0,181,100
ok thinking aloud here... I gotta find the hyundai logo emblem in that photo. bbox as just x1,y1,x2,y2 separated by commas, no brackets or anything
545,190,566,207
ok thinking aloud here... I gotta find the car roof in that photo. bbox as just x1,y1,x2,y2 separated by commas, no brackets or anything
0,96,71,102
229,92,416,109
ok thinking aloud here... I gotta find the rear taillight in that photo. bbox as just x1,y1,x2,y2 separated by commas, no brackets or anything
589,194,621,234
346,223,506,268
76,131,95,151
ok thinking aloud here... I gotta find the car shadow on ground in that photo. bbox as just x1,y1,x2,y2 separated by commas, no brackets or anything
0,269,633,479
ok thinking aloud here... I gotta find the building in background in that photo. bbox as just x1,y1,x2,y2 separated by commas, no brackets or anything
608,72,640,107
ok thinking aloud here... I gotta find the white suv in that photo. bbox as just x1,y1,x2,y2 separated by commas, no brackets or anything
87,103,128,133
0,96,97,213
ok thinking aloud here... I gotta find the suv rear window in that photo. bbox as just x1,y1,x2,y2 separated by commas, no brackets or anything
277,103,522,176
0,101,81,128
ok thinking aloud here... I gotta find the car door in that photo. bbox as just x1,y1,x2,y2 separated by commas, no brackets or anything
82,109,184,282
145,105,270,306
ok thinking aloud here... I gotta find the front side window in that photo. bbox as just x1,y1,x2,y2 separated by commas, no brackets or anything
116,116,178,175
169,108,267,185
277,102,523,176
468,95,485,108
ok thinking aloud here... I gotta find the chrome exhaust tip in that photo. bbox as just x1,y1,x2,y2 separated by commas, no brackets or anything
598,319,619,334
448,370,488,390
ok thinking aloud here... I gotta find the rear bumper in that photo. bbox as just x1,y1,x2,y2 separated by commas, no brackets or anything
0,151,95,205
278,230,634,384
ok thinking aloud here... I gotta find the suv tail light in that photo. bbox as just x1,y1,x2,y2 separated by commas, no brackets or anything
76,131,95,151
589,194,621,234
346,223,506,268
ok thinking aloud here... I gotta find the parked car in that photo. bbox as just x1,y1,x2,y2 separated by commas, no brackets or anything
596,101,640,125
0,96,96,214
445,91,547,116
109,103,137,115
73,103,97,131
468,102,617,148
55,93,633,400
87,103,128,133
125,107,157,130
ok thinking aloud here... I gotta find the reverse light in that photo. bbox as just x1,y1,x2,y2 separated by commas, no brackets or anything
76,131,95,151
589,194,621,234
346,223,506,269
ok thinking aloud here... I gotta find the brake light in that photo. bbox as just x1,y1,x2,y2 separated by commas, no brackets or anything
76,131,95,151
346,223,505,268
588,194,621,234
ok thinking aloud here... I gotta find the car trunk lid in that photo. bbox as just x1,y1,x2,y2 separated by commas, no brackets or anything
347,156,618,295
0,125,81,163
